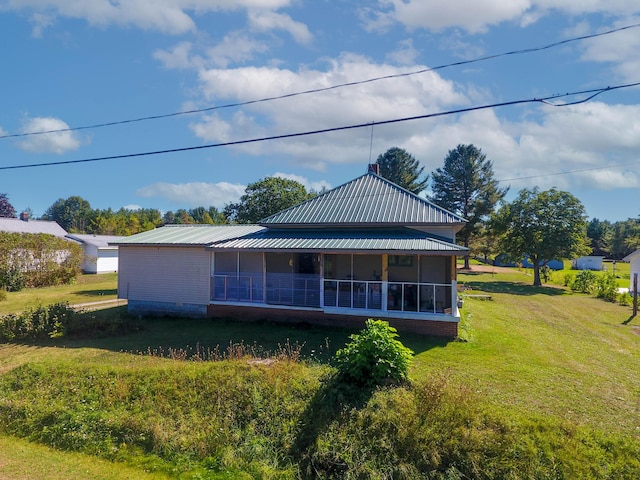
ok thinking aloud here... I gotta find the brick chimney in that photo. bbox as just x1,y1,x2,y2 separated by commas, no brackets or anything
19,212,29,222
367,163,380,175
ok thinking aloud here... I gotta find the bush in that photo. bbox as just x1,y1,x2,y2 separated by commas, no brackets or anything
571,270,597,294
596,273,618,302
335,319,413,387
0,266,25,292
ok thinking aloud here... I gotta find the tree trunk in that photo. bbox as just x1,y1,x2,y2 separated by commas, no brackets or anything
463,238,470,269
532,256,541,286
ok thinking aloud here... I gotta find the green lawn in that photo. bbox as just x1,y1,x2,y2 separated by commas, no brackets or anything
0,269,639,477
0,273,118,315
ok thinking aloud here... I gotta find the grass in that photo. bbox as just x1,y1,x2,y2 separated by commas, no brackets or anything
0,269,639,478
0,273,118,315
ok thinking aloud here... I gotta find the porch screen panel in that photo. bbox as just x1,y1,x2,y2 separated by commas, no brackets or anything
238,252,263,303
213,252,238,301
265,253,320,307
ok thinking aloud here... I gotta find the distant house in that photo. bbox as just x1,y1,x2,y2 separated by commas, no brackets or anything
572,256,605,271
66,234,124,274
623,250,640,292
0,213,67,237
113,169,469,337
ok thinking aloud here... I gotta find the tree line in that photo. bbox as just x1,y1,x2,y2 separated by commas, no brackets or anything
1,144,638,287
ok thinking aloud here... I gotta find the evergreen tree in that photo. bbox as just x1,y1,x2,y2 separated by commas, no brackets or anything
0,193,17,218
430,144,508,268
375,147,428,195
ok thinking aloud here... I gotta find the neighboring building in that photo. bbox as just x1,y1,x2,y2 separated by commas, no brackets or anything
0,213,67,237
66,234,124,274
113,170,468,337
572,256,605,271
623,250,640,292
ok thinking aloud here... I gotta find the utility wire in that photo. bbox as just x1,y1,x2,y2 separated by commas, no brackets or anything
2,22,639,141
1,82,638,172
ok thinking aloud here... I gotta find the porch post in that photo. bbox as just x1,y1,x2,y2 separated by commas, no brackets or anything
451,279,459,317
382,254,388,311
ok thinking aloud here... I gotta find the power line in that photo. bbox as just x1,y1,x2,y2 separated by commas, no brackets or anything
2,22,639,141
1,82,638,172
497,159,639,183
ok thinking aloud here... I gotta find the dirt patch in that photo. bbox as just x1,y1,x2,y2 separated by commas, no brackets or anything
458,264,516,274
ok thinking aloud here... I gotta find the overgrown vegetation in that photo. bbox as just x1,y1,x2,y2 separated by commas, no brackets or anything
0,232,82,291
0,303,139,340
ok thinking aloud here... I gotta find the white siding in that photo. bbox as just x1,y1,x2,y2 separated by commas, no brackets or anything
96,249,119,273
118,246,211,304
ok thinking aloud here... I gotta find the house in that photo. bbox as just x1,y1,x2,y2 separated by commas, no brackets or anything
572,256,605,271
623,250,640,292
113,169,468,337
0,213,67,237
66,234,124,274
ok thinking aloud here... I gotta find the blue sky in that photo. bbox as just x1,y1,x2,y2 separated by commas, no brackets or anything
1,1,640,222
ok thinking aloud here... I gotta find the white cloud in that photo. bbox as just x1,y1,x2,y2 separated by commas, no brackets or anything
248,10,313,44
578,18,640,82
385,38,419,65
17,117,82,154
136,181,246,208
374,0,640,33
191,54,466,169
273,172,331,193
0,126,7,137
3,0,294,35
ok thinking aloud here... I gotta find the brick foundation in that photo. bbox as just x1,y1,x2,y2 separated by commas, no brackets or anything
206,304,458,337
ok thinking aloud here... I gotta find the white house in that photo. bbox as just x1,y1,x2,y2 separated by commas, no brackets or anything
623,250,640,292
66,234,124,274
572,256,605,271
113,169,469,337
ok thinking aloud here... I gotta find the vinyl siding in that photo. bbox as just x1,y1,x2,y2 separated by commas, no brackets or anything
118,246,211,305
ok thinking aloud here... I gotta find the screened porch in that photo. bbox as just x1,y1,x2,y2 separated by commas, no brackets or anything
211,251,456,315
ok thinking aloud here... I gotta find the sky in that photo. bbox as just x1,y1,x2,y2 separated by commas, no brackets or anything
1,1,640,222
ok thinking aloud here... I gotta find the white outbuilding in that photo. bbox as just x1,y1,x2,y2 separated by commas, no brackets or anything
66,234,124,274
623,250,640,292
571,256,605,271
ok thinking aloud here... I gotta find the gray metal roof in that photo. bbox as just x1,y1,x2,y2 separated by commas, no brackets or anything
66,234,125,249
111,224,265,246
260,173,466,227
210,228,467,254
0,218,68,237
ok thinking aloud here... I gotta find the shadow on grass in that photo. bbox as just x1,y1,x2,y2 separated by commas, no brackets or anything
463,281,567,296
75,288,117,297
290,374,377,478
26,308,448,364
623,314,637,325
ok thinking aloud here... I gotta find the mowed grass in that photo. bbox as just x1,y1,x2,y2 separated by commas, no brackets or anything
0,268,639,477
0,273,118,315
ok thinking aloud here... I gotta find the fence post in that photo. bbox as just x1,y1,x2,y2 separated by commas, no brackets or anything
634,273,638,317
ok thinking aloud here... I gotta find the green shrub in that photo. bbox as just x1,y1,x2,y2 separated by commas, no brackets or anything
571,270,597,293
0,266,25,292
335,319,413,387
618,292,631,306
596,273,618,302
0,289,6,302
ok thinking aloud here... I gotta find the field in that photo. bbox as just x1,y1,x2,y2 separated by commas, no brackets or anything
0,268,639,478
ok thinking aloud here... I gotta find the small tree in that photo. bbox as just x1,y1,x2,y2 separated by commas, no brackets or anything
335,319,413,387
0,193,16,218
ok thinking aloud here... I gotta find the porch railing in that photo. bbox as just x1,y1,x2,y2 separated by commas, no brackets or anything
323,280,383,309
212,273,263,304
387,282,452,313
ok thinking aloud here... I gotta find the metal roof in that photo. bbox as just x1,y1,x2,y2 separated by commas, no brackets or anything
66,234,125,249
260,173,466,227
111,225,265,246
0,218,68,237
210,228,467,254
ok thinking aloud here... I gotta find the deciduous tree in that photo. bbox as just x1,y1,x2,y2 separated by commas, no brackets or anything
491,187,590,286
0,193,17,218
224,177,312,224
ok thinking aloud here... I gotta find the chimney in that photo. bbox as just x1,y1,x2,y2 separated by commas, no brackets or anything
20,212,29,222
367,163,380,175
